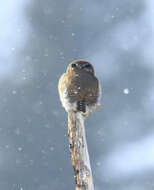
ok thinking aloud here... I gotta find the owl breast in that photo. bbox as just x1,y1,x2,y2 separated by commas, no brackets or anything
66,72,99,105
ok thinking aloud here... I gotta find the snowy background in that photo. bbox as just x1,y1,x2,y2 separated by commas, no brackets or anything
0,0,154,189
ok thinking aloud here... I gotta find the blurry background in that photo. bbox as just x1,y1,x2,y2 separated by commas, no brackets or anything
0,0,154,189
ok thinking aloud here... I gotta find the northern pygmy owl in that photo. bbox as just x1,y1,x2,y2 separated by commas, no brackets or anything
58,60,101,117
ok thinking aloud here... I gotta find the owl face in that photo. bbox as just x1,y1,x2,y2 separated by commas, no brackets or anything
67,60,95,75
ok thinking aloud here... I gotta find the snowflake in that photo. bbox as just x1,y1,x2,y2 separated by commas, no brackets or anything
123,88,130,94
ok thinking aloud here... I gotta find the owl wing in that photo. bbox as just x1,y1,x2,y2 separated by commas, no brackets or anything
58,73,67,101
97,78,102,104
58,73,77,112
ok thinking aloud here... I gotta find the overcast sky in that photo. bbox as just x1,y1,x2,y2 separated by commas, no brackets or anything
0,1,154,190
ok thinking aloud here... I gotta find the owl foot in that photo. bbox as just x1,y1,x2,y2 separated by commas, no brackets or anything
77,100,86,113
81,103,101,118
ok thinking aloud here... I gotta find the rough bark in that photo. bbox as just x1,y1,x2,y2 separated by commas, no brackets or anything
68,111,94,190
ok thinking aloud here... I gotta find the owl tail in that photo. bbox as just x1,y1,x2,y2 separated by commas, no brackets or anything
77,100,86,113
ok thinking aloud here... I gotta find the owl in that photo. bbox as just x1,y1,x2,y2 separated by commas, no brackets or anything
58,60,101,117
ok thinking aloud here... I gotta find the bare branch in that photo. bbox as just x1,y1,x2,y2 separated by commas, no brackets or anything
68,111,94,190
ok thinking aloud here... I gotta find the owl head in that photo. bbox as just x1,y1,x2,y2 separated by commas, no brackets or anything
66,60,95,75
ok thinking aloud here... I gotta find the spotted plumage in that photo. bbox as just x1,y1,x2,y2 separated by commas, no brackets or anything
58,60,101,117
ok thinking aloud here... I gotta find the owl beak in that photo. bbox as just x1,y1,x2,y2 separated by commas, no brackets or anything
80,65,85,69
77,64,82,69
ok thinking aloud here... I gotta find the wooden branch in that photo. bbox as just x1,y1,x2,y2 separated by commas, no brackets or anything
68,111,94,190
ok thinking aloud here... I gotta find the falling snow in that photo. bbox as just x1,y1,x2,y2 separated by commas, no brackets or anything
0,0,154,190
123,88,130,94
12,90,17,95
18,147,23,152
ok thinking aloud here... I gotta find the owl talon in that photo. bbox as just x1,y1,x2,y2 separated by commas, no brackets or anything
77,100,86,113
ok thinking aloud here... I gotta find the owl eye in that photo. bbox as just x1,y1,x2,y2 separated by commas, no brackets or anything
84,64,91,68
71,64,76,68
